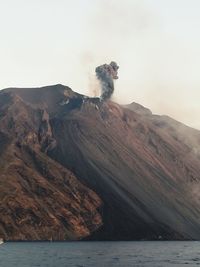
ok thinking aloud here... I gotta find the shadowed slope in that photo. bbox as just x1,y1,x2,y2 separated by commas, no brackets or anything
49,99,200,240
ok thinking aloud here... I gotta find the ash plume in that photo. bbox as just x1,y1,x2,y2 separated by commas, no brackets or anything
95,61,119,101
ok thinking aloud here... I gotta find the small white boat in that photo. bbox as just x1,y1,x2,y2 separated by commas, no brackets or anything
0,238,4,245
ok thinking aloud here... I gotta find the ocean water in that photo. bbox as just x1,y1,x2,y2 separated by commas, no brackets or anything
0,241,200,267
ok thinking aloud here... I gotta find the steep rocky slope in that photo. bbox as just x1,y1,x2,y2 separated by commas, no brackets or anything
0,85,102,240
1,84,200,240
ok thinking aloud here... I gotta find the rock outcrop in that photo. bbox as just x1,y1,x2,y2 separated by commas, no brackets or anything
0,85,102,240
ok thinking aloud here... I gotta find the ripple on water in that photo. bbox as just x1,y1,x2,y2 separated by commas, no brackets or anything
1,241,200,267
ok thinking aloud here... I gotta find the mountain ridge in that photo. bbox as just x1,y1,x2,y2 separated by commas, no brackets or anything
1,84,200,240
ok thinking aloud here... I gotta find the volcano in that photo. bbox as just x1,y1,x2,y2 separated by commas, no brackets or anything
1,84,200,240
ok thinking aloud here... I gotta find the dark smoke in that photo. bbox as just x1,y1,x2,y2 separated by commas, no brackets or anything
95,61,119,101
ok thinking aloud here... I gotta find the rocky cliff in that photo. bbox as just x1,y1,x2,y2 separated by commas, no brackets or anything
0,85,102,240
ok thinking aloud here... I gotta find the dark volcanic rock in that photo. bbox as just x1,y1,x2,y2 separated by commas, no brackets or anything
1,84,200,240
0,85,102,240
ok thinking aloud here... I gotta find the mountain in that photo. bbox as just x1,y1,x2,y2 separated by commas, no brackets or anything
1,84,200,240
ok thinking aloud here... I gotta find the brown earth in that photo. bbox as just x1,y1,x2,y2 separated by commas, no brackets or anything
1,84,200,240
0,85,102,240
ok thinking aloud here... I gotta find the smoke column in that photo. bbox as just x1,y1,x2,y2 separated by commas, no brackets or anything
95,61,119,101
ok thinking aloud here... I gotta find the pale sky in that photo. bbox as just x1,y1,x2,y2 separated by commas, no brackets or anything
0,0,200,129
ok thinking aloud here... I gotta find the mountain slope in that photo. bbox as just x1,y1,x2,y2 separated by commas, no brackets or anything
1,84,200,240
0,85,102,240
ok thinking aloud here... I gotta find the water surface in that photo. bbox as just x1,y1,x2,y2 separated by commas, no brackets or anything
0,241,200,267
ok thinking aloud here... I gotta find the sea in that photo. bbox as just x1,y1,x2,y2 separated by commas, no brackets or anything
1,241,200,267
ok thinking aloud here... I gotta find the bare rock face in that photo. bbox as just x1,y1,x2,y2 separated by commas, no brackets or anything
1,84,200,240
0,85,102,241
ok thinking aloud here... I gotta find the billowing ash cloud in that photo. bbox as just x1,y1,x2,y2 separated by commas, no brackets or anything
95,61,119,101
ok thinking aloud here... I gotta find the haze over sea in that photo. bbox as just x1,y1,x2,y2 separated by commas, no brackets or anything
1,241,200,267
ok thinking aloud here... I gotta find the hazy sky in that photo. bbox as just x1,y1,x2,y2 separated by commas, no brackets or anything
0,0,200,129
